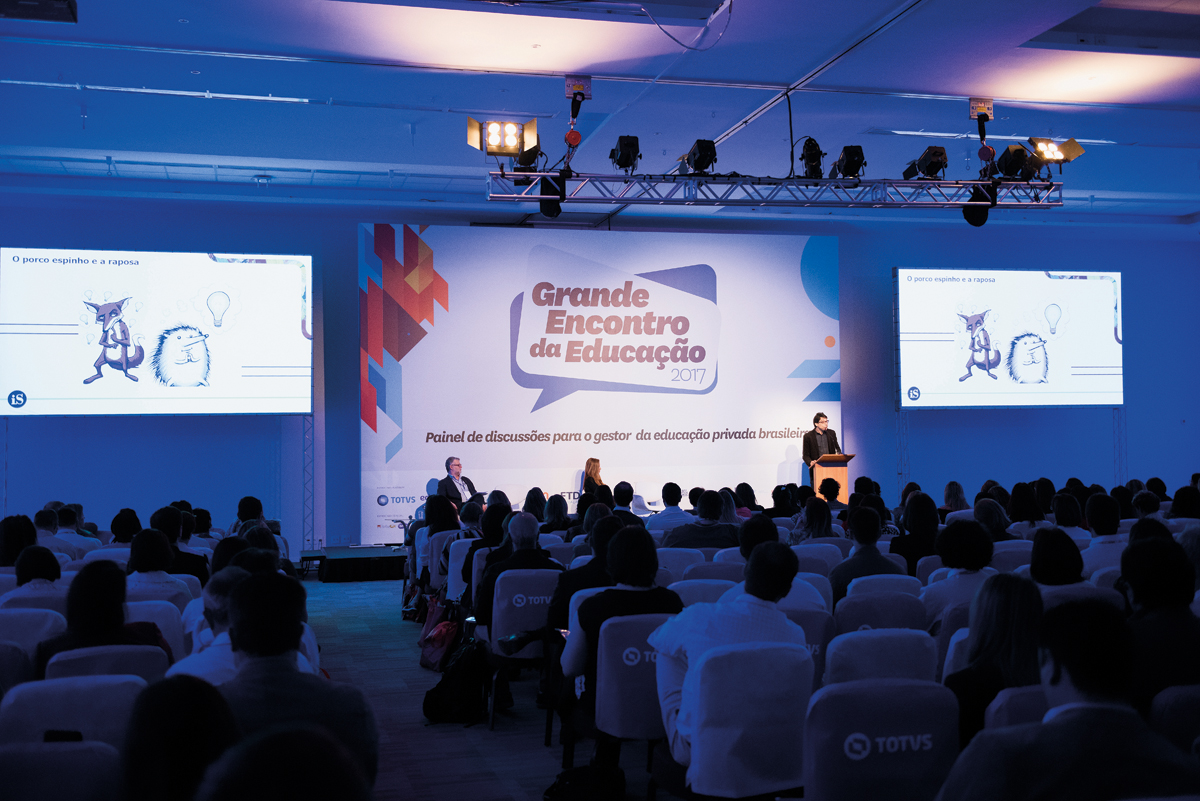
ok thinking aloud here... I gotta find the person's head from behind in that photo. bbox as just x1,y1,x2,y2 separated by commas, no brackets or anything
1109,485,1134,519
718,489,739,523
902,491,940,537
606,527,659,588
589,516,624,565
195,725,370,801
423,494,459,535
178,511,195,542
15,545,60,585
967,573,1043,686
860,494,890,524
818,478,840,503
735,483,758,509
67,559,126,636
523,488,547,522
1132,490,1160,519
582,502,612,537
228,571,306,657
847,507,881,546
212,537,251,573
0,515,37,566
944,480,968,511
696,490,724,522
1146,477,1169,500
242,527,280,560
124,674,241,801
170,499,193,512
973,498,1010,540
803,497,832,536
855,476,876,497
480,504,508,542
1050,493,1083,529
738,514,780,559
1170,486,1200,520
771,485,790,510
662,483,683,508
1034,478,1056,513
575,493,595,523
937,520,994,571
149,505,183,544
1039,600,1133,705
460,501,484,528
229,548,282,575
613,481,634,508
1008,482,1043,523
508,512,539,551
594,484,615,509
1129,518,1172,544
1085,493,1120,538
744,541,799,603
688,487,704,510
110,508,142,544
1029,528,1083,586
202,566,252,636
56,505,78,530
544,494,569,526
129,529,174,574
1122,538,1195,612
237,496,264,523
486,490,511,511
33,508,58,533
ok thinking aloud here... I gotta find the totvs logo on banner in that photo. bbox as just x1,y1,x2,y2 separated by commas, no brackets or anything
513,247,720,410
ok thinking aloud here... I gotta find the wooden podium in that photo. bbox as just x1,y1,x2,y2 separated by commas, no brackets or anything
811,454,855,505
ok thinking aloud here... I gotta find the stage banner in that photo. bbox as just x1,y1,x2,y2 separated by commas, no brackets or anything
359,224,839,543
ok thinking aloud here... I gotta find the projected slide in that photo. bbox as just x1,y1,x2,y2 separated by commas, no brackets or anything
0,247,313,415
897,268,1122,408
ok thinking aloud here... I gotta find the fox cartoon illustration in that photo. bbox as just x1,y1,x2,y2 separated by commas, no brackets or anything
83,298,144,384
959,310,1001,381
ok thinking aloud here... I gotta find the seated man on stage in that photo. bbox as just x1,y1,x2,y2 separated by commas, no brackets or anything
437,456,476,512
802,412,842,489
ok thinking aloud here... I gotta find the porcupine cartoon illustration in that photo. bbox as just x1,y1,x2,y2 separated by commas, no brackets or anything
83,298,144,384
959,310,1001,381
1007,333,1049,384
151,325,211,387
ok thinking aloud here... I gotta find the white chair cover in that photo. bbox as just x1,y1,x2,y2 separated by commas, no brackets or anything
846,574,922,598
45,645,169,683
825,629,938,684
0,608,67,659
0,675,148,748
0,741,121,801
446,539,474,603
667,579,735,606
125,600,185,664
942,627,970,681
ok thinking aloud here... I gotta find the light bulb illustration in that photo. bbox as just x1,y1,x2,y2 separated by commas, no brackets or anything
1045,304,1062,334
207,291,230,327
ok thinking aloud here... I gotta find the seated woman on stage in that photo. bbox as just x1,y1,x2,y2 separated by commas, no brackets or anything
582,457,605,495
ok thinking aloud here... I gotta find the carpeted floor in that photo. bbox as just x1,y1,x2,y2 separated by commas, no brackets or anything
304,577,661,801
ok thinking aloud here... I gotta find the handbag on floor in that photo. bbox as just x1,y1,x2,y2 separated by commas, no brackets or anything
418,620,461,672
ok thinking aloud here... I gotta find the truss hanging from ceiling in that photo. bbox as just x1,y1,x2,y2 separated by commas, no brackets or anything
486,171,1063,209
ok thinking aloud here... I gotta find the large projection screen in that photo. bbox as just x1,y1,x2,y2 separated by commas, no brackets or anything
896,268,1122,409
0,247,313,415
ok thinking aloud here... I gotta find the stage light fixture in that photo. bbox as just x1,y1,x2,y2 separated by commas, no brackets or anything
962,184,998,227
800,138,825,180
539,168,570,219
902,146,948,180
1029,136,1085,164
609,136,641,172
467,117,539,160
686,140,717,174
827,146,865,179
996,144,1028,178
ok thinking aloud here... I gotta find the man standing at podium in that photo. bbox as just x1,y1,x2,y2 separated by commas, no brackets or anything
802,412,841,487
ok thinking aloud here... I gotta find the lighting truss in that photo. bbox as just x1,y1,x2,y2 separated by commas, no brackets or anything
486,171,1063,209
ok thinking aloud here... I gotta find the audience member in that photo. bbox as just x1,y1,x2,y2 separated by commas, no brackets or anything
935,600,1200,801
412,495,460,585
540,494,572,534
1179,526,1200,593
195,725,371,801
649,541,806,767
1132,490,1165,524
561,527,684,767
1122,538,1200,714
1081,493,1123,579
53,505,100,555
920,520,995,627
1129,517,1172,543
941,480,971,522
788,496,833,544
717,489,743,525
462,501,512,600
861,494,899,537
943,574,1043,747
35,560,172,678
547,516,623,631
662,490,738,549
523,487,547,522
1033,477,1057,517
436,501,483,582
1110,485,1136,520
192,507,216,540
0,544,63,608
1146,477,1171,502
761,485,797,519
228,496,265,537
1050,493,1088,542
123,674,241,801
126,528,193,612
0,514,37,566
818,477,844,510
570,502,613,558
220,571,378,785
212,536,252,573
890,491,940,576
243,526,299,578
720,517,825,611
32,508,79,560
611,482,646,528
735,483,763,515
1169,486,1200,520
1029,528,1084,586
109,508,142,545
187,538,253,653
973,498,1013,542
1006,482,1051,539
645,483,692,532
594,484,616,510
151,505,211,588
829,507,904,605
475,512,564,629
987,485,1011,513
687,486,704,513
565,493,596,542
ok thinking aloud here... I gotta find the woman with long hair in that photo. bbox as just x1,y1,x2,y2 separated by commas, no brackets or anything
943,573,1043,747
940,481,970,523
890,491,940,576
413,495,460,586
717,489,742,526
974,498,1013,542
583,458,604,495
1006,482,1051,539
523,488,547,523
789,497,833,544
540,494,573,534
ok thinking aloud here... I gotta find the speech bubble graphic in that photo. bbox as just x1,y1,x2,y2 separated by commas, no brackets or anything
511,245,720,411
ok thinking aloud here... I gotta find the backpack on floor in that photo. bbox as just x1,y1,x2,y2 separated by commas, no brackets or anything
422,637,489,724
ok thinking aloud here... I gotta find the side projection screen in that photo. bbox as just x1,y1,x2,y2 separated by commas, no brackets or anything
896,268,1122,409
0,247,313,415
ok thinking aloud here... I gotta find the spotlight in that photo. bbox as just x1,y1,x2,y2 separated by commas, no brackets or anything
996,144,1028,179
902,146,948,180
827,145,865,179
467,117,539,160
686,140,717,174
609,136,641,172
539,168,571,219
800,138,825,180
962,184,997,228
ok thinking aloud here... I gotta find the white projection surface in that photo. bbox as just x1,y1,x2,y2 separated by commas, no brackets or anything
897,268,1122,408
0,247,313,415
